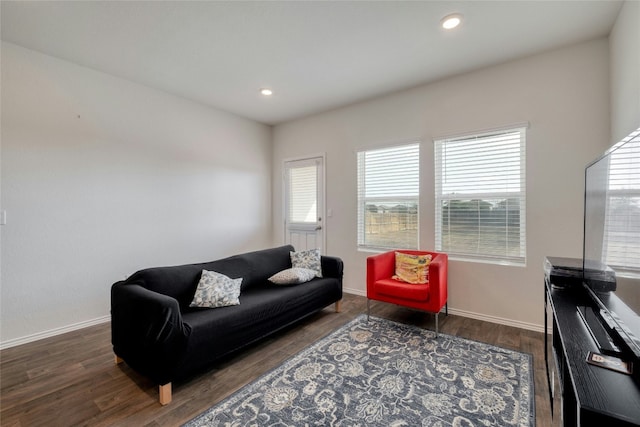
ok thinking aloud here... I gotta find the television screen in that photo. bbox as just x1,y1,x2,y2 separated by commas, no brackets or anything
583,127,640,360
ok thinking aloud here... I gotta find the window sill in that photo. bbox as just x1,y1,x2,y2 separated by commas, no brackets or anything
447,254,526,267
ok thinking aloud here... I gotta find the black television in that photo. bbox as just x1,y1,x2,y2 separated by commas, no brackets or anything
582,126,640,364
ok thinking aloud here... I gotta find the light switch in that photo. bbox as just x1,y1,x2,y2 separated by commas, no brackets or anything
327,208,333,217
0,210,6,225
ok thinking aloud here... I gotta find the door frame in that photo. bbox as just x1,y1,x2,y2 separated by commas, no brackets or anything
282,153,326,254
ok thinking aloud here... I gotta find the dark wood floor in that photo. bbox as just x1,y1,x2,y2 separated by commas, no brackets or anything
1,293,559,426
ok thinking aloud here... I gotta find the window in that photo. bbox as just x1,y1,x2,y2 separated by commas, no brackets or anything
434,127,526,264
286,160,318,224
604,128,640,272
357,142,419,250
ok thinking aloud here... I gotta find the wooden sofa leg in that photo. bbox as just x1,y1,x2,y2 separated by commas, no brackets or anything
159,383,172,405
335,300,342,313
114,355,124,365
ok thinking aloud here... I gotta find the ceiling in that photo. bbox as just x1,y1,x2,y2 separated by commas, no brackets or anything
1,1,623,125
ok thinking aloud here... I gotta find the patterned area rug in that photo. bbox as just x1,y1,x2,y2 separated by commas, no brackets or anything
184,315,534,427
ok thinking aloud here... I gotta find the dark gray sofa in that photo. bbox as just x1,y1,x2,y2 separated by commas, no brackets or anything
111,245,343,404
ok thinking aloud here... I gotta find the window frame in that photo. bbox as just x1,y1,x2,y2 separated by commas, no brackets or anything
602,128,640,274
357,141,420,252
434,125,527,265
604,187,640,274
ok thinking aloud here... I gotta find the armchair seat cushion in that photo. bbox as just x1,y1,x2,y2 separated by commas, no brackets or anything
375,278,430,301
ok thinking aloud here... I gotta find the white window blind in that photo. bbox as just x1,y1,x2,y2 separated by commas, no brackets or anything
434,127,526,264
357,142,419,250
604,128,640,272
287,162,318,223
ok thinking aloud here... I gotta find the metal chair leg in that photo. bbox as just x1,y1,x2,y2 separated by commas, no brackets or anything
435,312,439,338
367,299,370,321
445,302,448,316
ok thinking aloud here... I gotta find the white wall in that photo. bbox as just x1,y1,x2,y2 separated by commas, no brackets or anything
0,42,272,346
272,39,610,331
610,0,640,143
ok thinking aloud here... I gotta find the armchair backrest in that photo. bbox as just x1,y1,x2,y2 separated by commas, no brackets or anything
367,250,442,284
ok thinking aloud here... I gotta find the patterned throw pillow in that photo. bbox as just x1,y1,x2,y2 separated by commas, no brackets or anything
268,267,317,285
290,249,322,278
189,270,242,308
392,252,431,284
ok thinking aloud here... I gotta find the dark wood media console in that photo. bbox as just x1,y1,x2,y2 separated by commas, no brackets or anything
544,268,640,426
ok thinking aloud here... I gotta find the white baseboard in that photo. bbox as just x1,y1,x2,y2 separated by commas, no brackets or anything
343,288,544,333
446,307,544,333
343,286,366,297
0,315,111,350
1,292,544,350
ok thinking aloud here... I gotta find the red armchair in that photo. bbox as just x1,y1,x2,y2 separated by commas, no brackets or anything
367,250,448,336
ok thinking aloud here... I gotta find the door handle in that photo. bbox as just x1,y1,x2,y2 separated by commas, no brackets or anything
315,226,322,230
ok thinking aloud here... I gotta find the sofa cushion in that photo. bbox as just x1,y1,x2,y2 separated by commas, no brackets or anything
177,277,342,379
189,270,242,308
268,267,316,285
125,245,295,310
208,245,294,292
291,248,322,277
126,264,204,311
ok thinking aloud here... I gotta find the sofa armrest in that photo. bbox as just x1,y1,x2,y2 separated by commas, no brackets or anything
111,282,190,385
366,251,396,288
428,253,448,310
321,255,344,280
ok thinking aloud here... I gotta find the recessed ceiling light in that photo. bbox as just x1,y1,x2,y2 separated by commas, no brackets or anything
441,13,462,30
260,88,273,96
